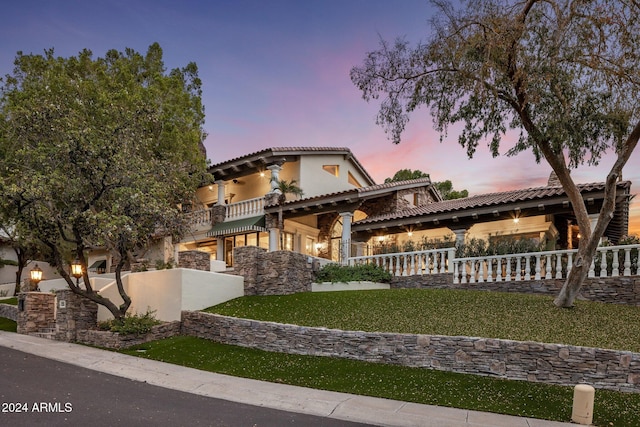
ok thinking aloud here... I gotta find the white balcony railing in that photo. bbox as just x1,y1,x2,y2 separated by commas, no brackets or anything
188,196,266,230
349,248,457,276
452,244,640,284
346,244,640,282
225,196,265,220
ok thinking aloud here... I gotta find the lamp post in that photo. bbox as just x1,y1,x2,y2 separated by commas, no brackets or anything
29,264,43,291
71,258,83,286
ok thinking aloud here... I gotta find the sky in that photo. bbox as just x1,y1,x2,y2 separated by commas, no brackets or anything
2,0,639,235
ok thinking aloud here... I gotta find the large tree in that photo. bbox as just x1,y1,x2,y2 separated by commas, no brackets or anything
351,0,639,307
0,43,208,320
384,168,430,182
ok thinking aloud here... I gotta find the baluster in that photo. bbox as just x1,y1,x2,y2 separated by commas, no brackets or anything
495,258,502,282
469,261,476,284
545,254,552,279
505,257,512,281
600,250,608,278
461,261,468,284
453,261,460,284
523,256,531,280
477,259,485,283
534,255,541,280
588,258,595,278
612,250,620,277
555,254,562,279
515,257,522,281
623,248,631,276
394,255,401,276
402,255,408,276
486,257,493,282
440,251,446,273
409,253,416,276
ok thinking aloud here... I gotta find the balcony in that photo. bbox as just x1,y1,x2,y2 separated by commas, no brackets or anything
188,196,265,232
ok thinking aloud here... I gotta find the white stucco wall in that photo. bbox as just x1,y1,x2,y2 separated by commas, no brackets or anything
96,268,244,322
298,154,369,197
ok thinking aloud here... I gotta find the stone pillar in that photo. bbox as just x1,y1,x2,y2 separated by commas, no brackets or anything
178,250,211,271
211,204,226,225
215,180,226,205
55,289,98,342
340,212,354,264
267,164,282,193
16,292,56,335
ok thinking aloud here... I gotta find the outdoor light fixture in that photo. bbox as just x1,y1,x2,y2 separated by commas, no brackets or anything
71,258,83,285
30,264,43,288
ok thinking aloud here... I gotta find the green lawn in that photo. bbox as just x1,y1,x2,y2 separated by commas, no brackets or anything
123,336,640,426
0,317,16,332
0,297,17,305
205,288,640,352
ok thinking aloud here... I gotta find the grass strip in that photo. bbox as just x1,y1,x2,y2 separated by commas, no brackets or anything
0,297,18,305
121,336,640,426
205,289,640,352
0,317,17,332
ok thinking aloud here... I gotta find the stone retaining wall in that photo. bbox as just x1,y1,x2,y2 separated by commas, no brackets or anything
391,274,640,305
181,310,640,393
0,303,18,321
75,321,181,349
233,246,316,295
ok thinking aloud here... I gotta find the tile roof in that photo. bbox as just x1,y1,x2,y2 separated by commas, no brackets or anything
354,181,631,225
209,146,375,186
272,177,434,207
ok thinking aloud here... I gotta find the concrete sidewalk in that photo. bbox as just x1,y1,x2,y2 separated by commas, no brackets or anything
0,331,572,427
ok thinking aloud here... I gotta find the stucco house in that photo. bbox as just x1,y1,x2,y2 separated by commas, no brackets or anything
162,146,631,269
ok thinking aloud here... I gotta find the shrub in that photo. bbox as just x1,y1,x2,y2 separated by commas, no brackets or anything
314,263,392,283
98,309,161,335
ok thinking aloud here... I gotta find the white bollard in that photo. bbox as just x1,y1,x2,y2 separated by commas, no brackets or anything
571,384,595,425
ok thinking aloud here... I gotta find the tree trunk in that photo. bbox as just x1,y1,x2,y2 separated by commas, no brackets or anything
553,246,594,307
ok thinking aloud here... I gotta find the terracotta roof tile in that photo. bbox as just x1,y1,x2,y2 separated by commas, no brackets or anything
354,181,631,225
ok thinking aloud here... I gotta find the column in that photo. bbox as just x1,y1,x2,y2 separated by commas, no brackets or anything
269,228,280,252
216,237,224,262
340,212,353,264
215,180,226,205
452,228,468,247
267,164,282,193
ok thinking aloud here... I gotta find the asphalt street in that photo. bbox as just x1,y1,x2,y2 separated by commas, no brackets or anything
0,346,371,427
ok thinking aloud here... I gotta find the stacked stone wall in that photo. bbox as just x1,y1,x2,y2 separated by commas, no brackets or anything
0,303,18,321
391,274,640,305
54,290,98,342
233,246,314,295
181,310,640,393
75,321,181,349
178,250,210,271
16,292,56,334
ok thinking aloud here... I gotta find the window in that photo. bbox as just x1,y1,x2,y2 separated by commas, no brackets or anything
306,237,316,255
281,232,295,251
348,171,362,187
323,165,339,177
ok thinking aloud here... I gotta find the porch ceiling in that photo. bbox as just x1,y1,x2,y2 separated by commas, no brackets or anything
351,181,632,240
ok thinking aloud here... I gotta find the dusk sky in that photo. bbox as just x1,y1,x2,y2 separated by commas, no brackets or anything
2,0,638,234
